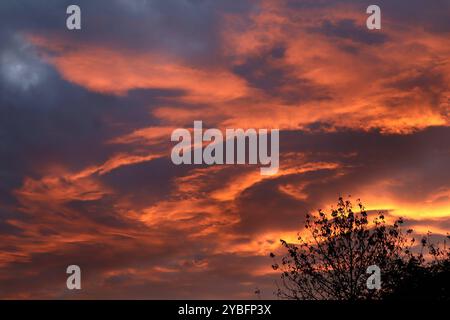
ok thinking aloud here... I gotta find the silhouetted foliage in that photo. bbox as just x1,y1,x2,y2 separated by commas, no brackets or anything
384,234,450,300
270,197,450,300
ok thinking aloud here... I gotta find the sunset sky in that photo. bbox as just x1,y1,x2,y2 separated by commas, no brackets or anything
0,0,449,299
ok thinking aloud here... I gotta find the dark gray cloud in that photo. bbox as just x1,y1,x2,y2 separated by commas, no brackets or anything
285,0,449,34
282,127,450,204
233,45,332,103
0,0,448,299
228,126,450,235
0,0,256,67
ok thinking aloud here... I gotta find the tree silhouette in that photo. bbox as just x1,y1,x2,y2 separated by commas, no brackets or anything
270,197,450,300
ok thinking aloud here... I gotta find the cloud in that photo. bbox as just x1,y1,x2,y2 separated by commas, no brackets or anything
0,0,449,299
311,19,388,44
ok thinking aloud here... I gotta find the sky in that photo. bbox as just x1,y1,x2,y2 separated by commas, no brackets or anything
0,0,449,299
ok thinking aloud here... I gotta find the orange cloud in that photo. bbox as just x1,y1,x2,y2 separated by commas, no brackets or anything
28,35,249,104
